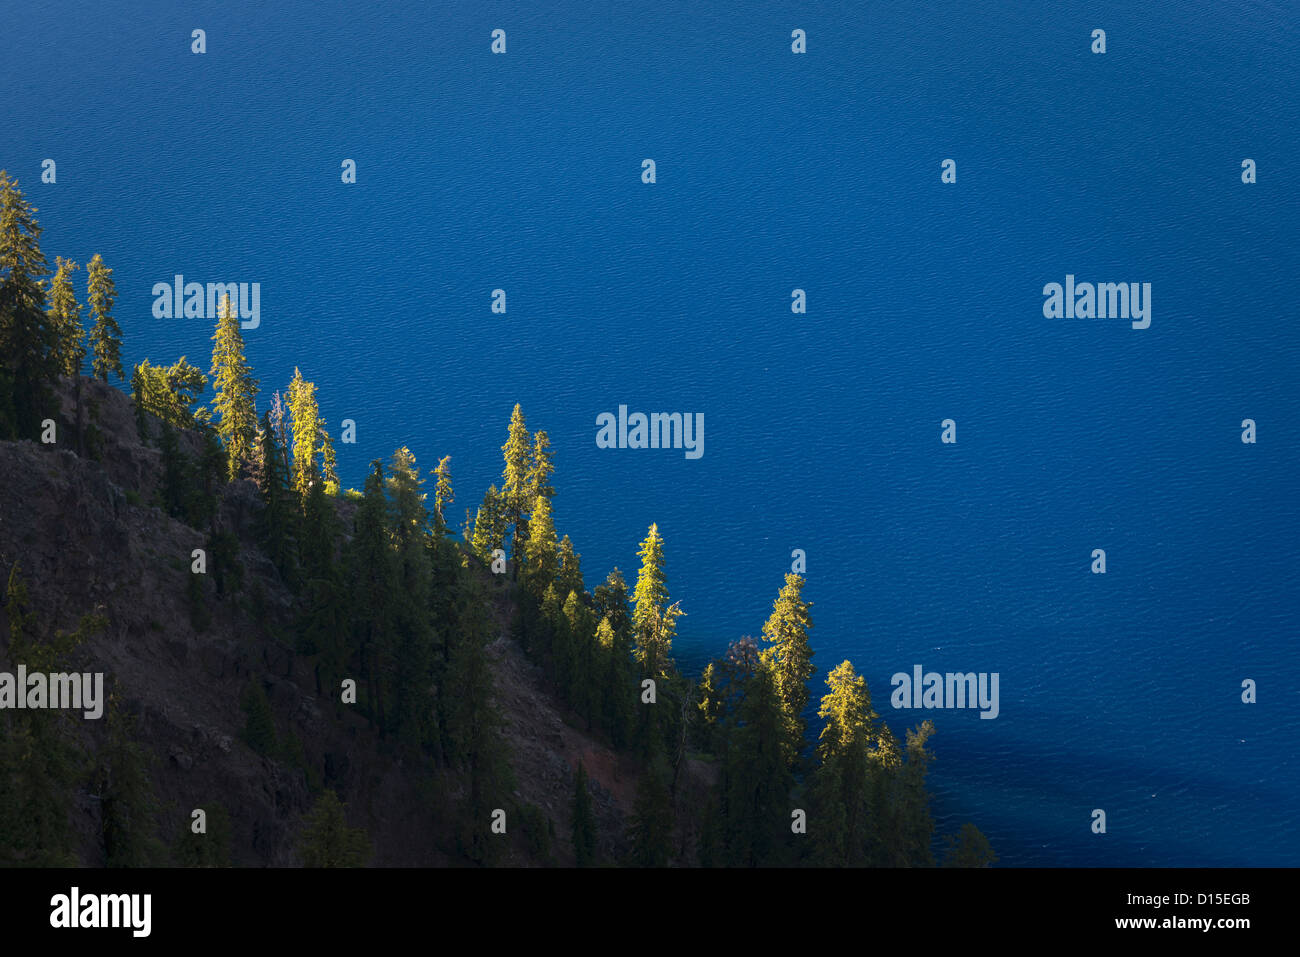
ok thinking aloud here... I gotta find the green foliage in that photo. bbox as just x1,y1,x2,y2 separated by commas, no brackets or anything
631,524,681,680
433,455,454,533
0,171,57,440
444,581,511,864
344,460,396,729
758,573,814,766
240,680,277,756
85,253,122,382
255,410,298,584
131,356,208,432
942,822,998,868
297,789,371,867
286,367,329,501
809,660,880,866
708,643,792,867
469,484,505,566
500,403,532,577
172,804,232,867
46,256,83,376
206,528,243,596
0,565,103,866
384,446,439,750
627,753,673,867
522,494,558,599
209,293,258,480
96,701,164,867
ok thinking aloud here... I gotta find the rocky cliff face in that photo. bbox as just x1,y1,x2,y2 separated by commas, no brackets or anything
0,376,635,866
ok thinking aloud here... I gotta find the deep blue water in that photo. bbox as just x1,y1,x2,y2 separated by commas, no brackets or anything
5,0,1298,866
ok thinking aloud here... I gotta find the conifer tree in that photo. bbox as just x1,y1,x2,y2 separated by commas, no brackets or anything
522,494,559,598
299,471,346,695
527,429,554,503
47,257,82,375
631,524,680,679
256,410,297,581
286,367,321,499
385,447,437,748
97,701,161,867
0,565,103,866
297,790,372,867
85,253,122,382
894,721,937,866
0,171,56,439
319,422,339,495
173,803,232,867
433,455,454,533
469,484,505,566
810,660,879,866
941,822,998,867
130,357,208,432
556,535,583,600
156,421,196,520
444,581,511,864
595,616,633,747
562,590,596,722
345,461,396,728
628,751,674,867
500,403,532,578
758,573,814,765
46,257,87,452
717,654,791,867
209,294,258,479
572,761,597,867
594,568,633,640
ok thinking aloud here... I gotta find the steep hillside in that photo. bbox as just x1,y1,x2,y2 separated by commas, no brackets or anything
0,375,645,866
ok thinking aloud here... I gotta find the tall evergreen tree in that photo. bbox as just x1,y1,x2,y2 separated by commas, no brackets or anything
758,573,815,766
628,751,674,867
85,253,122,382
595,615,634,748
527,429,554,504
809,660,879,866
0,565,104,866
556,535,583,600
319,422,339,495
47,257,82,375
500,404,532,579
631,524,680,679
562,589,596,722
469,484,505,566
97,700,161,867
172,803,232,867
344,460,396,728
522,494,558,598
286,367,322,500
433,455,454,534
0,171,56,439
47,257,87,452
941,822,998,867
297,790,372,867
131,357,208,431
894,721,937,866
384,447,437,749
444,580,511,864
256,409,297,581
209,293,258,480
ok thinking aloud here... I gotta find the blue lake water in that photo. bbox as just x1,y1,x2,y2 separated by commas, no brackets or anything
5,0,1298,865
